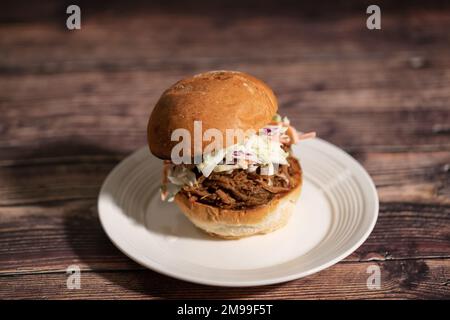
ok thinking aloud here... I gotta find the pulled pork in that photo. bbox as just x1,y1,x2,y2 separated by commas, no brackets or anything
180,156,302,209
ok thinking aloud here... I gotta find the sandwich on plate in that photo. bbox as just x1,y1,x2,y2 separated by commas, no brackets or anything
147,70,315,239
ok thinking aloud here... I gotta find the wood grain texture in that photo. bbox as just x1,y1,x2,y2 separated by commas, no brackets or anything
0,2,449,299
0,259,448,299
0,199,449,274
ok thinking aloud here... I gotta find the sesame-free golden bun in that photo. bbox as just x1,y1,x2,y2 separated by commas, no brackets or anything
147,70,278,160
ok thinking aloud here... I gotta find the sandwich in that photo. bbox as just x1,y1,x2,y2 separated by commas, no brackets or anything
147,70,315,239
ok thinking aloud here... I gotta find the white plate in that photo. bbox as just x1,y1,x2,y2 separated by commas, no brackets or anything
98,138,378,287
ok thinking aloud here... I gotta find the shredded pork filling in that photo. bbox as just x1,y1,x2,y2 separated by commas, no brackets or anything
180,156,302,209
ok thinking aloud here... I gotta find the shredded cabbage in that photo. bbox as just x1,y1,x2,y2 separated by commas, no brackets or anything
167,165,197,186
197,148,227,177
196,123,289,177
163,165,197,201
160,113,315,201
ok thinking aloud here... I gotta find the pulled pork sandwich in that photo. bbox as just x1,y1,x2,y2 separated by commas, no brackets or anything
147,70,315,239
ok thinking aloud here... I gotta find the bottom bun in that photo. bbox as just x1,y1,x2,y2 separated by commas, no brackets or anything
174,161,303,239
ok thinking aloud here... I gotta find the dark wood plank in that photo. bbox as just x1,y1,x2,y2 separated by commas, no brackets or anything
1,88,449,158
0,200,140,274
3,58,449,111
0,107,449,161
1,259,448,299
353,151,450,205
1,150,447,206
1,8,450,74
0,158,117,206
0,197,449,273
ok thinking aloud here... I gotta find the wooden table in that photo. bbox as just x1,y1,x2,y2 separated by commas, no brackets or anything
1,1,449,299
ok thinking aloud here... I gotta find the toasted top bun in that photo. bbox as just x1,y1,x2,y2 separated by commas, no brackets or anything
147,70,278,159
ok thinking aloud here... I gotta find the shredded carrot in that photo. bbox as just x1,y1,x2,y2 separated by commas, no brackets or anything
162,160,171,184
297,131,316,140
286,125,298,144
267,120,316,145
160,188,169,201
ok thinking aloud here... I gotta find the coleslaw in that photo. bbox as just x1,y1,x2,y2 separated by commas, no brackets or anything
161,114,315,201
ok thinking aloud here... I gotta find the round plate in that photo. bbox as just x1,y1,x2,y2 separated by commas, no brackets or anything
98,139,378,287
